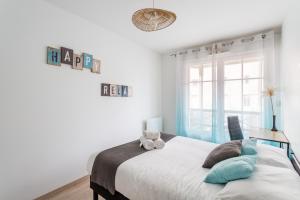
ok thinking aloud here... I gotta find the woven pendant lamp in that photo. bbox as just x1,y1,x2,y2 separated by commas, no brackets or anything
132,0,176,32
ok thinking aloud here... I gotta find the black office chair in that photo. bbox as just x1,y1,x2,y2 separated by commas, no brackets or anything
227,116,244,140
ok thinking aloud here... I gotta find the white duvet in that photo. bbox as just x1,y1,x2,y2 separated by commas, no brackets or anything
113,136,300,200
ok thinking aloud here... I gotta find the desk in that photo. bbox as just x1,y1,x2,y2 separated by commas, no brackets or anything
249,129,290,156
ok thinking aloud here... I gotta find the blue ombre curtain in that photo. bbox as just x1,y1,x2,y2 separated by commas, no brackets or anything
175,52,188,137
175,47,225,143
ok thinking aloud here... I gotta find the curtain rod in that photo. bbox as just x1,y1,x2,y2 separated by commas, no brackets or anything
169,32,268,57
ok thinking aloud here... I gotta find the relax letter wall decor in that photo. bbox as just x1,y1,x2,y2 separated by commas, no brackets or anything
47,46,101,74
101,83,133,97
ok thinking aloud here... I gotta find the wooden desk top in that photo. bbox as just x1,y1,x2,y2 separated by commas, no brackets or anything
248,129,289,143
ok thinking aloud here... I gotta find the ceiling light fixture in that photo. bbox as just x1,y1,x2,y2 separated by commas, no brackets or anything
132,0,176,32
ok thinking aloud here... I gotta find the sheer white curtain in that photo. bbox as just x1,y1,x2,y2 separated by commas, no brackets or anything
176,46,216,141
175,31,280,143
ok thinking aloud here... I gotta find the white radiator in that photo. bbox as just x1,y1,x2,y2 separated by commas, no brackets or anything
146,117,163,132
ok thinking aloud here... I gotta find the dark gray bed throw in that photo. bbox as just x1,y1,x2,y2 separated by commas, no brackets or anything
91,133,176,194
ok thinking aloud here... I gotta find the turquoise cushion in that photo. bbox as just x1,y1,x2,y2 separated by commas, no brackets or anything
241,139,257,155
204,155,257,184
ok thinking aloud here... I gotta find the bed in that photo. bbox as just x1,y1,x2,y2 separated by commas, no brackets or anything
89,133,300,200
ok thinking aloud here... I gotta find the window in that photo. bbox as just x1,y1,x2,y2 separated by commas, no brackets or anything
224,58,263,135
188,56,264,137
188,64,213,134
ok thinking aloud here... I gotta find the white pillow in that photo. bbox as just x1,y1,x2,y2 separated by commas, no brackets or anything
215,165,300,200
256,144,293,169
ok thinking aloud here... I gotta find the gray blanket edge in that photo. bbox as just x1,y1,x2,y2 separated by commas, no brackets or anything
91,133,176,194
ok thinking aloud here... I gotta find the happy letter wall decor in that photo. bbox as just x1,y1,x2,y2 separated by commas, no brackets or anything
47,46,101,74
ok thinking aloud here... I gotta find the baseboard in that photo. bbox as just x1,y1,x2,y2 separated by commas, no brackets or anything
34,175,89,200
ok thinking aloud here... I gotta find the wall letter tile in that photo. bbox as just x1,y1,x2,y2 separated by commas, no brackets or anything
91,59,101,74
122,86,128,97
61,47,73,65
117,85,122,97
83,53,93,69
47,47,61,66
110,84,118,97
128,86,133,97
101,83,110,96
72,54,83,70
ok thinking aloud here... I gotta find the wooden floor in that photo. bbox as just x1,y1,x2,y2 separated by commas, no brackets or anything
36,177,104,200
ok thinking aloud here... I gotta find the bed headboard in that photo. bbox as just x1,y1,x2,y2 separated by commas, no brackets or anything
146,117,163,132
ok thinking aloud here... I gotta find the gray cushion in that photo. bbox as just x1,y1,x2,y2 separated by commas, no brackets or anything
202,140,242,168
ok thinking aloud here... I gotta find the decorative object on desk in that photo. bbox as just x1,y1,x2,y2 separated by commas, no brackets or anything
47,47,61,66
264,87,278,131
101,83,132,97
132,0,176,32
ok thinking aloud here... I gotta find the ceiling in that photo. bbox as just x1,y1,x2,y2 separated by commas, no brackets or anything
46,0,292,53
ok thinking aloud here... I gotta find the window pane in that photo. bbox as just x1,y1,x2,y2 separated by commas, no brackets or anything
243,61,261,79
203,82,212,109
224,80,242,111
189,83,201,109
243,114,261,130
189,109,201,130
189,110,212,132
203,64,212,81
243,95,260,112
244,79,261,95
243,79,261,112
190,109,212,130
224,62,242,80
202,111,212,126
190,67,200,82
201,126,212,134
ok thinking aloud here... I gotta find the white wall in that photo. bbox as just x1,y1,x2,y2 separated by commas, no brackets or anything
162,55,176,134
281,1,300,159
0,0,162,199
